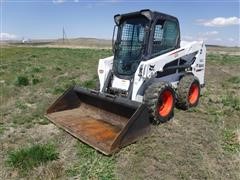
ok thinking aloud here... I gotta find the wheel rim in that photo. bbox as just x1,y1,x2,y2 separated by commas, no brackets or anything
188,83,199,105
158,90,174,117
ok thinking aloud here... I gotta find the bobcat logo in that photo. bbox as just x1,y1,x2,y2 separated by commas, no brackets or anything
149,65,155,71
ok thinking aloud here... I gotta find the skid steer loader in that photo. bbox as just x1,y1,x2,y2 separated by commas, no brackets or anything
46,9,206,155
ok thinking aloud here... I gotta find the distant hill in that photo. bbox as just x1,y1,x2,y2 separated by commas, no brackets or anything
1,38,239,55
1,38,112,49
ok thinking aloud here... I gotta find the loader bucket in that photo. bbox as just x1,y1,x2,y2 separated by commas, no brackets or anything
46,86,150,155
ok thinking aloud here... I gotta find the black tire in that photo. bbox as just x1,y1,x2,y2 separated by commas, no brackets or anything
144,82,175,125
176,74,200,110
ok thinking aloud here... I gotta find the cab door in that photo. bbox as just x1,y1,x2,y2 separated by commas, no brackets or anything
150,18,180,57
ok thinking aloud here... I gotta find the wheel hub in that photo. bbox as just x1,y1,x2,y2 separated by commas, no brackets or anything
158,90,174,117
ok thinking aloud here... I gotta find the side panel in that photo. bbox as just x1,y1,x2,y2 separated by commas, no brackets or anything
111,76,130,91
98,56,114,92
131,41,206,102
190,44,206,85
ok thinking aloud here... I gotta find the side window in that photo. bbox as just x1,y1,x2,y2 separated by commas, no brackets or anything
121,24,134,41
152,20,164,54
152,20,179,56
162,20,178,49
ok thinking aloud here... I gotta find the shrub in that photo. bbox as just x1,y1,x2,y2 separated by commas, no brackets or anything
15,76,29,86
32,78,40,85
6,144,59,172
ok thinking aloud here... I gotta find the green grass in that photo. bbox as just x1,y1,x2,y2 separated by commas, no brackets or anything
227,76,240,84
0,47,111,99
207,53,240,65
15,100,28,110
221,94,240,111
32,78,41,85
1,47,111,125
66,142,116,179
0,122,5,134
15,76,29,86
1,47,240,179
223,129,240,153
12,115,33,125
6,144,59,173
1,47,113,178
82,79,97,89
81,75,99,89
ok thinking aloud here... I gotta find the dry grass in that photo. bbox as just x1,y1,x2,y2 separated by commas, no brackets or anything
0,46,239,179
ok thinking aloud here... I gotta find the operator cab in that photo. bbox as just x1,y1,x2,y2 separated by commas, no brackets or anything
113,9,180,79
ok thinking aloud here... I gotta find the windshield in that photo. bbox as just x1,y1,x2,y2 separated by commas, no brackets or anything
113,16,148,76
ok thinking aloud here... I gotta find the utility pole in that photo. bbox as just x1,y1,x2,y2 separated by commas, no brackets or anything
62,27,67,43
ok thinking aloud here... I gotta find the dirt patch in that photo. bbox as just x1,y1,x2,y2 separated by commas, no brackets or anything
27,124,60,142
30,160,64,179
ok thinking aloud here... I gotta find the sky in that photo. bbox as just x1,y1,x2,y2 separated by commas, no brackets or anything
0,0,240,46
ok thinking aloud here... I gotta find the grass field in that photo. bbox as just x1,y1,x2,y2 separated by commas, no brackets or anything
0,46,240,179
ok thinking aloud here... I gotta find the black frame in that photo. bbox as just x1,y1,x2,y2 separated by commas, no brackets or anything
149,18,180,58
113,15,150,79
112,9,180,80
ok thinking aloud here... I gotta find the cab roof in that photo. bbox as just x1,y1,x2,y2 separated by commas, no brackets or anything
114,9,178,25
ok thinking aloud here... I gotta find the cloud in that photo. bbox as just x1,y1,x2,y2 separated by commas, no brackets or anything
197,17,240,27
0,32,17,40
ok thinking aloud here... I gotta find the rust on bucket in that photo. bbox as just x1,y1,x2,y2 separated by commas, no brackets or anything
46,87,150,155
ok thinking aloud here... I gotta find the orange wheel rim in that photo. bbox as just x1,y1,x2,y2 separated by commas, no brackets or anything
158,90,174,117
188,83,199,104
